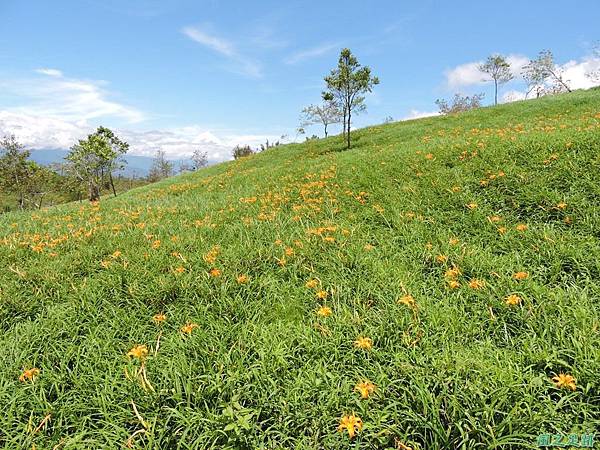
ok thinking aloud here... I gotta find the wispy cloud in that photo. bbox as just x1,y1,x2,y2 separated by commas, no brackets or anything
402,109,439,121
181,26,235,57
181,25,262,78
35,68,63,77
285,43,339,65
444,54,529,89
0,68,144,149
0,69,145,123
0,69,281,160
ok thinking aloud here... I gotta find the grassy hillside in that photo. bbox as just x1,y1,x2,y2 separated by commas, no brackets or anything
0,176,149,214
1,89,600,449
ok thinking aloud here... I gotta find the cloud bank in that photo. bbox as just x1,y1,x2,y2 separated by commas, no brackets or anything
0,69,278,161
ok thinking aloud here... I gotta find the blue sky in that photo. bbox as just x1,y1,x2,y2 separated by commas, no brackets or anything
0,0,599,160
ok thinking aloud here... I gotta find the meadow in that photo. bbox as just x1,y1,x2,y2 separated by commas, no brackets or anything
1,88,600,449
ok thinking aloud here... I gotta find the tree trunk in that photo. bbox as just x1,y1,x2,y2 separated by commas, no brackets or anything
324,123,328,138
548,69,572,92
88,181,100,202
494,79,498,106
346,108,351,149
37,193,46,210
109,172,117,197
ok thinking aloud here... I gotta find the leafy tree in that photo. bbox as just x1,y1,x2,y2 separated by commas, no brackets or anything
0,135,54,210
21,163,56,210
232,145,254,159
324,48,379,149
95,127,129,196
147,150,174,181
479,54,513,105
0,135,30,209
300,99,343,138
191,149,208,170
435,93,485,115
65,127,129,201
522,50,571,98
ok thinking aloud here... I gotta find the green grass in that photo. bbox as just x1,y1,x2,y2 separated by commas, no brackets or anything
0,177,149,213
1,89,600,449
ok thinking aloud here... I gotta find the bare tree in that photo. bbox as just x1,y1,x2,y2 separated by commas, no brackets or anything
191,149,208,170
586,42,600,83
522,50,571,98
147,150,173,181
479,54,513,105
178,161,192,173
435,93,485,115
300,99,343,138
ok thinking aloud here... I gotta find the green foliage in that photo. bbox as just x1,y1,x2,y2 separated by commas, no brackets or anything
1,90,600,448
66,127,129,201
324,48,379,148
147,150,174,182
232,145,254,159
479,54,513,105
0,135,57,210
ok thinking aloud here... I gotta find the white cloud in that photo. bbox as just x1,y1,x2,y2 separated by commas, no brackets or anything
561,56,600,90
0,111,282,161
402,110,439,121
125,129,284,160
0,111,89,149
502,90,527,103
445,61,483,89
285,43,339,65
181,25,262,78
445,54,528,88
500,55,600,102
181,26,235,57
35,68,63,77
0,70,144,123
0,68,280,162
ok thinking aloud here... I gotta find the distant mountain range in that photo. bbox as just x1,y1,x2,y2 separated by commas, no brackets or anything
29,149,197,177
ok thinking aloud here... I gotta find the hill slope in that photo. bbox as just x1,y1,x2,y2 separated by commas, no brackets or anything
1,89,600,449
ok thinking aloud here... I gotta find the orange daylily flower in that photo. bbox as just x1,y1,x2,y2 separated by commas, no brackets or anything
338,415,363,438
552,373,576,391
505,294,521,306
513,272,529,280
127,345,148,361
468,279,485,290
355,381,376,399
354,336,373,350
153,313,167,324
19,368,40,382
316,306,332,317
181,322,198,335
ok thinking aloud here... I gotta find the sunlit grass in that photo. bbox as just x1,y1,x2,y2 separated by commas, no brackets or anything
1,88,599,449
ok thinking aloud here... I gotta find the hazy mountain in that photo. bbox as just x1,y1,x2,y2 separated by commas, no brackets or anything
29,149,197,177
